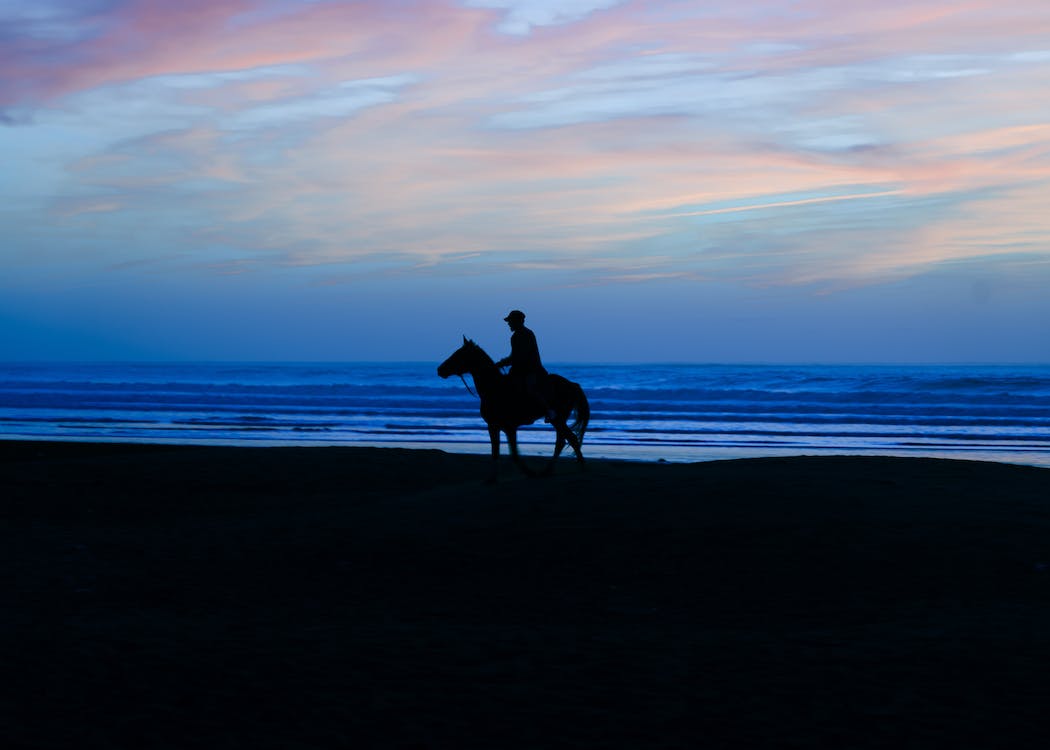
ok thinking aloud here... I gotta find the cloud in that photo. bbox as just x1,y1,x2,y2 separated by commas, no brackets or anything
224,74,417,129
0,0,480,108
488,47,1047,139
465,0,625,35
0,0,116,42
51,196,123,217
657,189,905,219
3,0,1050,296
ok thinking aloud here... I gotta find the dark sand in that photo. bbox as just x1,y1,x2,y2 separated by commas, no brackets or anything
3,441,1050,748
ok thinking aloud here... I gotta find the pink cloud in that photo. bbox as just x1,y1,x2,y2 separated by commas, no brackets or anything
6,0,1049,119
7,0,1050,290
1,0,488,107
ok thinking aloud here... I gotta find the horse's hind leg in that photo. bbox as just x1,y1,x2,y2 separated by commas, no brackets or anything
558,421,585,467
547,420,585,474
566,429,585,467
546,431,567,475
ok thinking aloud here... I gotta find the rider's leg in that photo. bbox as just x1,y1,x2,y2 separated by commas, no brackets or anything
526,374,556,422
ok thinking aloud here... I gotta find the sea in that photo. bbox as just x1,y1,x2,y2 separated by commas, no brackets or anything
1,362,1049,467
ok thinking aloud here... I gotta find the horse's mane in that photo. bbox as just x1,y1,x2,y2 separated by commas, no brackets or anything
463,338,497,368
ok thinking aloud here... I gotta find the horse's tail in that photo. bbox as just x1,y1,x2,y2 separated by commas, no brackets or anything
569,381,590,445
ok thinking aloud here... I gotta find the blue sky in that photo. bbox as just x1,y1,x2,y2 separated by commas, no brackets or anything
2,0,1049,363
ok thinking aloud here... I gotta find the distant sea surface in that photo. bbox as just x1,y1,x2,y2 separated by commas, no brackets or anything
2,362,1049,467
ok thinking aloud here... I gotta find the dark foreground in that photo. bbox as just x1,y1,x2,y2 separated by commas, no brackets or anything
3,441,1050,748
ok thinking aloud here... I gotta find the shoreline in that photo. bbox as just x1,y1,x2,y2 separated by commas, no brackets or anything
4,440,1050,747
4,434,1049,469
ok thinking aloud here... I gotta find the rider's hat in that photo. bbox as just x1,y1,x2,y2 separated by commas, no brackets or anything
504,310,526,323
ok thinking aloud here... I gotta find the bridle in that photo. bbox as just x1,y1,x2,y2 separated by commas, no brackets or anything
450,343,501,400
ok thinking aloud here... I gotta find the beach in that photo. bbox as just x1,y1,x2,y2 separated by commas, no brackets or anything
4,441,1050,748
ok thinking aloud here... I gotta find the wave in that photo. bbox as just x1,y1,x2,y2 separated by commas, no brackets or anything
2,362,1050,465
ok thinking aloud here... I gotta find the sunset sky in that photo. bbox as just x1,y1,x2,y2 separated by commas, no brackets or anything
2,0,1049,363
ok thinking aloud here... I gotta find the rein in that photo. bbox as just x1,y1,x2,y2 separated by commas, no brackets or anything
459,373,478,399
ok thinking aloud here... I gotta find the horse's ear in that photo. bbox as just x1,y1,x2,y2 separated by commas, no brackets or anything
463,335,468,344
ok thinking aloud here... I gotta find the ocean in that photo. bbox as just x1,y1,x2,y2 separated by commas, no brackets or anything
1,361,1049,467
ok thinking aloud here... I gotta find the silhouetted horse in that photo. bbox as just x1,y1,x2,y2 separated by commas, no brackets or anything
438,337,589,480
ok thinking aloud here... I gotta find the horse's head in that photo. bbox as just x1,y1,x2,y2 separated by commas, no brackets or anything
437,336,482,379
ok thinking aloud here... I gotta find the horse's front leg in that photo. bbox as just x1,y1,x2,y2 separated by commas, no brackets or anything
505,428,536,477
486,424,500,483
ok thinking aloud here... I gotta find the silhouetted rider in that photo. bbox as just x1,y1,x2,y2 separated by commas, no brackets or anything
496,310,555,422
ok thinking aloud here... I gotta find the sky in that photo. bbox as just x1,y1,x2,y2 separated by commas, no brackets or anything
2,0,1049,364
